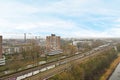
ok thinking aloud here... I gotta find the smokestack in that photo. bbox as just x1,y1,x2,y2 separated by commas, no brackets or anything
0,36,2,58
24,33,26,42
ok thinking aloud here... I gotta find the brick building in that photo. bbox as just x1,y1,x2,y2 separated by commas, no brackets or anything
46,34,61,52
0,35,5,65
0,36,2,58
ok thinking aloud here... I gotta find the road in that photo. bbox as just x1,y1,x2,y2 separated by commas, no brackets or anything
0,43,113,80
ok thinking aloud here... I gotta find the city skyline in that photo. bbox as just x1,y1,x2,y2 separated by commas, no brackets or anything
0,0,120,38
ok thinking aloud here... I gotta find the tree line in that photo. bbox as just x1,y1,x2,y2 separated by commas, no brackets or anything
49,48,118,80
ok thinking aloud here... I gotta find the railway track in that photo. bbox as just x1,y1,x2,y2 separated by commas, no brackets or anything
0,43,113,80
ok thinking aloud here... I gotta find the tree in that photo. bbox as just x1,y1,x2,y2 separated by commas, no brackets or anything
8,55,23,71
62,44,77,56
77,42,92,52
50,48,118,80
58,72,75,80
71,64,85,80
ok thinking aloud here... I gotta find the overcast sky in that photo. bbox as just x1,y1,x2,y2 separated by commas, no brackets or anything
0,0,120,38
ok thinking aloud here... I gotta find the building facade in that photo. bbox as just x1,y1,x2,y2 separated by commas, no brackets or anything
0,35,5,65
0,36,2,58
46,34,61,52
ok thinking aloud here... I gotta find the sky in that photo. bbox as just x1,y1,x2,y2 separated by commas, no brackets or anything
0,0,120,38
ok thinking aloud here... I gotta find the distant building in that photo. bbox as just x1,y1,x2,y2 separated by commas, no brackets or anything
46,34,61,55
3,46,20,54
3,44,32,55
73,40,92,46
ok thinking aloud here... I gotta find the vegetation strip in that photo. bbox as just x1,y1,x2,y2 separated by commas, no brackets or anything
100,54,120,80
49,48,117,80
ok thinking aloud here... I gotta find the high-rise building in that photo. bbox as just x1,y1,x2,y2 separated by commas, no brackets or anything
46,34,61,52
0,36,2,58
0,35,5,65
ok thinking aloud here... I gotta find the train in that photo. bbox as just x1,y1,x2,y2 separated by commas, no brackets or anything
1,43,111,80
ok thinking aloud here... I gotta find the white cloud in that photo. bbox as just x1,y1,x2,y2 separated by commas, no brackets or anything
0,1,39,19
0,0,120,38
33,0,120,17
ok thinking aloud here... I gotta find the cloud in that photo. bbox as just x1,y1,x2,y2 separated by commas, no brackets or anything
0,1,39,19
0,0,120,38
